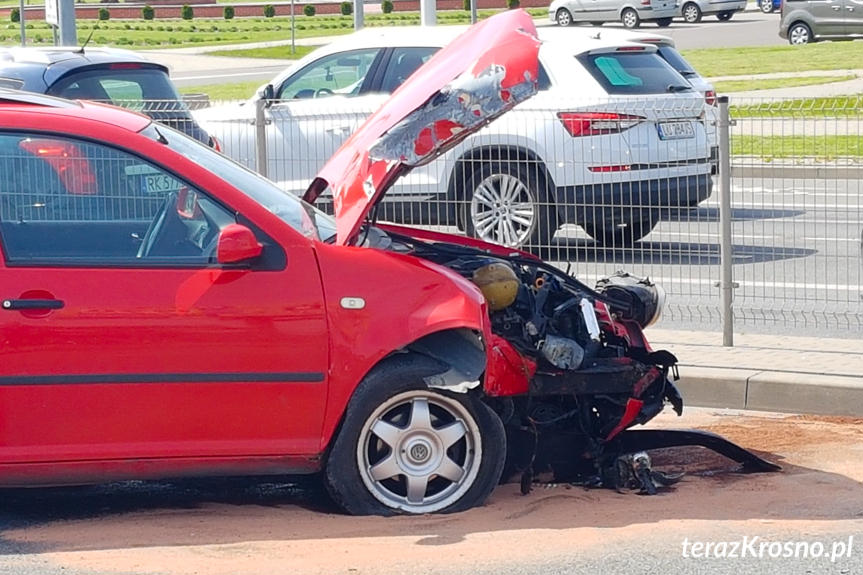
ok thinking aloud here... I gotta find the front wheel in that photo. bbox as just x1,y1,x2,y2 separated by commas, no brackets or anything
463,161,557,249
656,17,673,27
716,10,733,20
325,355,506,515
556,8,574,26
759,0,774,12
621,7,640,28
788,22,812,45
681,2,702,23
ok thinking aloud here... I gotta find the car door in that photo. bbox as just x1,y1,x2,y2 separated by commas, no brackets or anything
845,0,863,35
0,131,329,467
266,48,388,194
805,0,848,35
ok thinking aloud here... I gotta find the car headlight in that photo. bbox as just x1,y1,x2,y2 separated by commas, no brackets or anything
595,271,666,328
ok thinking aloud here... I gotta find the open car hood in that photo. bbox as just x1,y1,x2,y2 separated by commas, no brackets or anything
302,10,541,246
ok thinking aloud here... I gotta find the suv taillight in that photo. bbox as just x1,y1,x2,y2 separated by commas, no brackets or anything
558,112,645,137
705,90,717,106
19,139,98,196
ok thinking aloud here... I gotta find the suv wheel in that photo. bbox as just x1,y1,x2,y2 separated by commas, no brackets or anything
463,161,557,250
716,10,733,20
656,17,673,27
324,355,506,515
682,2,702,23
759,0,774,12
556,8,574,26
788,22,812,44
621,8,640,28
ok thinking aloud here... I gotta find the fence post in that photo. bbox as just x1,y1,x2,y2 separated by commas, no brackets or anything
254,97,268,179
717,96,735,347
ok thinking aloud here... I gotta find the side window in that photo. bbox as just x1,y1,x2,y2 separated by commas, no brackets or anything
0,132,234,265
0,77,24,90
277,49,381,100
379,47,438,94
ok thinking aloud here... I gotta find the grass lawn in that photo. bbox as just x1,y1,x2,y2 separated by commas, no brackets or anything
732,95,863,117
208,44,317,59
0,9,546,49
733,135,863,159
714,75,858,93
680,42,863,77
182,80,260,100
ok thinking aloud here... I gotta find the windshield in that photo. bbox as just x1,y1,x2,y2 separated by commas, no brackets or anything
141,123,337,242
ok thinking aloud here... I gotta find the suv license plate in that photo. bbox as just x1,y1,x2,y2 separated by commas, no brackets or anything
657,121,695,140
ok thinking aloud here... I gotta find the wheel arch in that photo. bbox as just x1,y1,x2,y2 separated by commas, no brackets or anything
320,327,490,451
446,143,559,225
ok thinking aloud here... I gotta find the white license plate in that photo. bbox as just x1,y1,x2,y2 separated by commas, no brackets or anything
143,174,183,194
657,121,695,140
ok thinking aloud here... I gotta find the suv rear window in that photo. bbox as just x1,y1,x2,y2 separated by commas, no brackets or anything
577,51,693,95
47,66,184,109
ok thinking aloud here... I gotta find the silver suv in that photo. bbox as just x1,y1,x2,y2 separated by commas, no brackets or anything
779,0,863,44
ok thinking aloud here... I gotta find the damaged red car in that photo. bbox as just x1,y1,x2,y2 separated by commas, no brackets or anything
0,10,775,515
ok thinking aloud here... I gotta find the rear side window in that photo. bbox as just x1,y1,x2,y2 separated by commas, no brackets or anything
0,77,24,90
577,51,693,95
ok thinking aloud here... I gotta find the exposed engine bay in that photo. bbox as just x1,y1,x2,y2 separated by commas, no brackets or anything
377,226,780,494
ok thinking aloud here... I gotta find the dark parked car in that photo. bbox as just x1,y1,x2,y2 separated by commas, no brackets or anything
0,46,211,144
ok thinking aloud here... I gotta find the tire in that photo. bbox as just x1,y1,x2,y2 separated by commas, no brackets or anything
583,211,659,246
324,354,506,516
556,8,573,26
681,2,702,23
759,0,774,12
621,7,640,28
463,161,558,250
716,10,733,20
656,17,672,27
788,22,812,45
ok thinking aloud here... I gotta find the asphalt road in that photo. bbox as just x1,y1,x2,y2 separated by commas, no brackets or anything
167,11,786,89
548,176,863,337
1,408,860,575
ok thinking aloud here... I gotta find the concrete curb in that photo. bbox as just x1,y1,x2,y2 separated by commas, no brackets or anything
677,366,863,417
732,162,863,179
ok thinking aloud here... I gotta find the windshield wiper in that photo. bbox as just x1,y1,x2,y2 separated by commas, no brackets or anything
666,84,691,93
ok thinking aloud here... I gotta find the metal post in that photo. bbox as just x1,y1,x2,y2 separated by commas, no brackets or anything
353,0,363,30
57,0,76,46
19,0,25,46
254,97,268,179
717,96,735,347
470,0,477,23
420,0,436,26
290,0,295,55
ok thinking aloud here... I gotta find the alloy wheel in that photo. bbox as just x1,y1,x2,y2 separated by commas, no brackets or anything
470,172,538,248
356,391,483,514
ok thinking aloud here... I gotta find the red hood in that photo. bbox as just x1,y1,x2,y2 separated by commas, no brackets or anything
302,10,541,246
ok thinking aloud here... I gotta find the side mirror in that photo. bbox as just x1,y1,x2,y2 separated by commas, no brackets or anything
217,224,263,264
259,84,275,103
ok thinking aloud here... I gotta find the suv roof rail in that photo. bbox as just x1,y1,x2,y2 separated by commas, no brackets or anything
0,88,80,108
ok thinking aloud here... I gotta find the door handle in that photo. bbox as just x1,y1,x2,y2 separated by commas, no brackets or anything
832,5,840,9
325,125,351,135
2,298,65,311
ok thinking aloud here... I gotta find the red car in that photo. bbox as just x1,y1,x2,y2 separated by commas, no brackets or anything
0,11,775,516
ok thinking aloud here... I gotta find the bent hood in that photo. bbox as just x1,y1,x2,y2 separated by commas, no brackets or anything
302,9,541,246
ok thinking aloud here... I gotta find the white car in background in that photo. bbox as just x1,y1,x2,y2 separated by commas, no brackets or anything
198,27,713,248
548,0,677,28
552,27,719,170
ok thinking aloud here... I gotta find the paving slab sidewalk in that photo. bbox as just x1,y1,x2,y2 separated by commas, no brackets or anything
647,328,863,418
